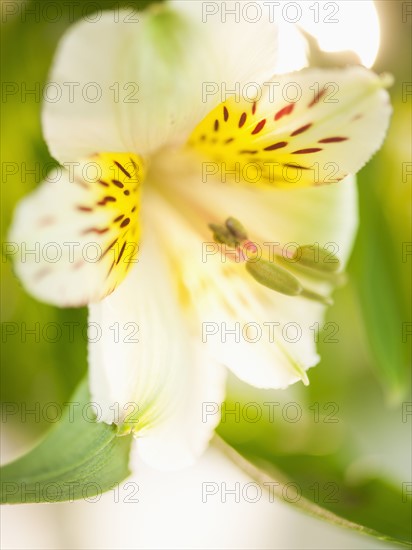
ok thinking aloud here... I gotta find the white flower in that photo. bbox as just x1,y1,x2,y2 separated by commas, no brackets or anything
9,1,391,469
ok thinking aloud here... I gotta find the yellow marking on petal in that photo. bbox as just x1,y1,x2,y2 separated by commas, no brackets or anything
189,99,324,189
188,69,392,189
76,152,145,299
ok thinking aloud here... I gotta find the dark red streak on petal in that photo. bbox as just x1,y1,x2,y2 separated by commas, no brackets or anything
116,241,127,265
101,238,119,260
239,113,247,128
97,196,116,206
214,119,219,132
112,179,124,188
274,103,294,121
318,137,348,143
107,260,116,278
77,206,93,212
264,141,288,151
114,161,131,179
223,106,229,122
252,119,266,135
120,218,130,228
98,179,110,187
82,227,110,235
252,101,257,115
308,88,327,107
291,123,312,136
283,163,310,170
292,148,322,154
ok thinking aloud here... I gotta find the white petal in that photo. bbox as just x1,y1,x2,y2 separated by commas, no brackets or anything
43,2,278,163
144,165,357,389
8,153,143,307
170,0,279,83
190,66,392,187
134,347,226,471
88,235,226,470
43,12,134,162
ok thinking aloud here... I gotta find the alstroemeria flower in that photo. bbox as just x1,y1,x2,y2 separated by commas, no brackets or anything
9,1,391,469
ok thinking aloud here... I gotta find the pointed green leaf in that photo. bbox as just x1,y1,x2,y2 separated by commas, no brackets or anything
1,379,133,504
217,437,411,548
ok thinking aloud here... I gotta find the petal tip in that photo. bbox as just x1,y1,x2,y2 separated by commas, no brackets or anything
301,371,310,386
380,72,394,89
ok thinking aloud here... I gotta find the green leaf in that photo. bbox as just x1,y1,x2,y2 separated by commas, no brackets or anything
217,437,411,548
349,86,411,404
217,370,411,548
350,172,411,403
1,379,133,504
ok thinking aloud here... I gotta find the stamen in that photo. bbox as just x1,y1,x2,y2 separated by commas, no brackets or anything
246,259,303,296
209,223,239,248
208,217,249,249
208,218,339,304
225,217,248,241
292,245,340,273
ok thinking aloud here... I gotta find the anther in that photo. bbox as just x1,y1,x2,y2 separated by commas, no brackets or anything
209,216,249,248
292,245,340,273
246,259,303,296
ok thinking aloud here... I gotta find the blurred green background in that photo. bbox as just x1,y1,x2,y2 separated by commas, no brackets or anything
1,0,411,543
